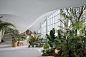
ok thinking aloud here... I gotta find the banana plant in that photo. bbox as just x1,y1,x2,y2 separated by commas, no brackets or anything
46,28,57,48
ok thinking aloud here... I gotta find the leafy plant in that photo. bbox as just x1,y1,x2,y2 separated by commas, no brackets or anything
42,53,50,56
56,6,86,57
46,28,57,48
43,45,49,49
0,16,15,41
28,31,44,47
12,40,17,42
21,33,27,40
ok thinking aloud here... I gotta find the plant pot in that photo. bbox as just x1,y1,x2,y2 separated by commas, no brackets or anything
17,41,20,46
12,42,17,47
55,49,60,54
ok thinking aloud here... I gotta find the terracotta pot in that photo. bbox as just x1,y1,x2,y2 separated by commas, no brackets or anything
55,49,60,54
12,42,17,47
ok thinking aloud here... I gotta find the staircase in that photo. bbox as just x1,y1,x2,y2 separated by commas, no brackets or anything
2,34,12,42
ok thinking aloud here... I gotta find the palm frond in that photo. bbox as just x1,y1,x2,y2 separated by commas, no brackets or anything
0,22,15,31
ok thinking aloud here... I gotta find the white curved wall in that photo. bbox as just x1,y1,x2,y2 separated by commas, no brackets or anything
0,0,86,33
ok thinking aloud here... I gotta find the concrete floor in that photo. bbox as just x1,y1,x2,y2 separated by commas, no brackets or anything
0,42,42,57
0,48,41,57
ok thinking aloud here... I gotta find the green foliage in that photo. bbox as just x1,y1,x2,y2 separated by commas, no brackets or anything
44,5,86,57
56,6,86,57
12,40,17,42
43,45,49,49
42,53,50,56
28,31,44,47
0,16,3,18
50,49,55,53
0,16,15,36
46,28,57,48
21,33,27,40
5,28,22,41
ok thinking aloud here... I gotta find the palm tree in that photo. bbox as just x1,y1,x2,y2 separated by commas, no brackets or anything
0,16,15,42
60,6,86,36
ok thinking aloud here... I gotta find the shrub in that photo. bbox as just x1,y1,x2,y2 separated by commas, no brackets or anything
42,53,50,56
43,45,49,49
50,49,55,53
12,40,17,42
58,49,62,56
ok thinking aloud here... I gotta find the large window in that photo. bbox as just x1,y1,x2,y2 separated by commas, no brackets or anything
38,10,62,38
37,7,86,38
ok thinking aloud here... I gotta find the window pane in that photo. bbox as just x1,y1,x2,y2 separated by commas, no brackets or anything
48,25,51,31
55,23,57,29
51,19,52,24
55,16,58,23
51,25,53,30
48,19,50,25
44,27,46,33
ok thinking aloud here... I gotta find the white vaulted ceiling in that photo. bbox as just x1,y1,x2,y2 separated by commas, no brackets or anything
0,0,86,33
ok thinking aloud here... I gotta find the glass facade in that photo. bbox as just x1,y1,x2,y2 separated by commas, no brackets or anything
38,10,63,38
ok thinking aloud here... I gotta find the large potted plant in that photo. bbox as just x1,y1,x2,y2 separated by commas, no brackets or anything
0,16,15,43
6,28,20,47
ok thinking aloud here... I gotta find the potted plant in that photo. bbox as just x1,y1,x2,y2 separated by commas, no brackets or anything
17,34,22,46
46,28,60,54
9,29,20,47
17,38,20,46
12,39,17,47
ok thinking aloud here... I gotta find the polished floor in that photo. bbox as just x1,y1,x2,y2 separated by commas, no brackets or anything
0,48,41,57
0,42,42,57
